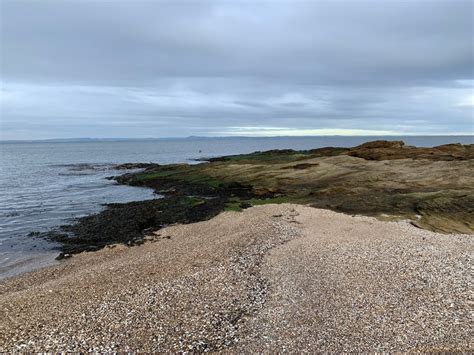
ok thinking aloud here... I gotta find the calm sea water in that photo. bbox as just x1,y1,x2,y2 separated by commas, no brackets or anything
0,136,472,279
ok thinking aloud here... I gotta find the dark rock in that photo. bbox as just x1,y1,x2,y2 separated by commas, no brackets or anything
281,163,319,170
354,140,406,149
239,202,252,209
114,163,160,170
55,252,72,260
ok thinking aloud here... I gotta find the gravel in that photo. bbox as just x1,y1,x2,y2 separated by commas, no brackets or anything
0,204,472,352
237,207,473,352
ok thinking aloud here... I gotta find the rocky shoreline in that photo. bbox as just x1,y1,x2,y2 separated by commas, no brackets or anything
2,140,473,351
32,140,473,259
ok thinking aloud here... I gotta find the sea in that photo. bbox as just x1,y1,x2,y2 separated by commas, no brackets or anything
1,136,472,279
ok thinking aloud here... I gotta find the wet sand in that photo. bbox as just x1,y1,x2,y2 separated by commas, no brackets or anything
0,236,60,280
0,204,472,352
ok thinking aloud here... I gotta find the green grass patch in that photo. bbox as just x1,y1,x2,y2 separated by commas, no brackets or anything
182,174,223,188
224,197,243,212
223,194,311,212
247,195,302,205
224,202,243,212
209,147,347,164
212,150,311,163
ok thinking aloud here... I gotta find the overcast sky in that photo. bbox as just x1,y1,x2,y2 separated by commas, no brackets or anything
0,0,473,140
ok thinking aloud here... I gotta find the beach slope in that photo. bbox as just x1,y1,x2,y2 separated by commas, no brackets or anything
1,204,472,352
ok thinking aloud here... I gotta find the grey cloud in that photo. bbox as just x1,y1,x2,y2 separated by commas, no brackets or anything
2,0,472,86
0,0,473,139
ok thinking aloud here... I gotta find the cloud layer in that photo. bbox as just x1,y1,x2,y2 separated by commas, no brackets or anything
1,0,473,139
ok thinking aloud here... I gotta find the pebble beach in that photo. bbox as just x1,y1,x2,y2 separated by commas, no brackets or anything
0,204,472,352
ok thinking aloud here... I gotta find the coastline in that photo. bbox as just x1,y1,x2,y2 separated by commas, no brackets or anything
1,139,473,350
0,162,157,280
1,204,472,352
36,140,473,261
3,0,471,350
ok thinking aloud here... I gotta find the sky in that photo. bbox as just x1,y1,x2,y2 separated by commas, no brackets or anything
0,0,473,140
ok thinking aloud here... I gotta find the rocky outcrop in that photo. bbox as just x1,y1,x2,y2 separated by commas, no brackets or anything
35,140,474,257
347,140,473,161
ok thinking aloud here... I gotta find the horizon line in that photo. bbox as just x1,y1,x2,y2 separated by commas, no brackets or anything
1,134,473,143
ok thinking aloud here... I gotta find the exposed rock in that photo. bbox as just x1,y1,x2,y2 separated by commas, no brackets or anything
55,253,72,260
113,163,160,170
348,140,473,161
39,140,473,257
354,140,406,149
281,163,320,169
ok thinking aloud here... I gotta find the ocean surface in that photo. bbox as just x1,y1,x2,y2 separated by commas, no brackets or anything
1,136,472,279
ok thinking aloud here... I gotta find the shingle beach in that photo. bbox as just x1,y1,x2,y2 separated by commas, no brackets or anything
1,204,472,352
